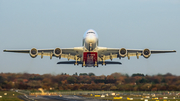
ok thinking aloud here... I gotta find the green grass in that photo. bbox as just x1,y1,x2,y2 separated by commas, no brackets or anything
28,90,180,101
80,92,180,101
104,99,179,101
0,91,23,101
95,96,180,101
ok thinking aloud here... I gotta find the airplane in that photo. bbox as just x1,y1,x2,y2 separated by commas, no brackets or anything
3,29,176,67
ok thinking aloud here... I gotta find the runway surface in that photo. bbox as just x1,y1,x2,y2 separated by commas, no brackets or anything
19,95,109,101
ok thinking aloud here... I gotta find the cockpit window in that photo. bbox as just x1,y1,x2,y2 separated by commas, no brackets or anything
87,32,95,34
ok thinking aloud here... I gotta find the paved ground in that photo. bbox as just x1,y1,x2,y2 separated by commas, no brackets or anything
19,95,109,101
18,95,34,101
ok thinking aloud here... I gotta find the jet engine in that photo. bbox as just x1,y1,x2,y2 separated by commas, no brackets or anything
142,48,151,58
30,48,38,58
119,48,127,58
54,48,62,57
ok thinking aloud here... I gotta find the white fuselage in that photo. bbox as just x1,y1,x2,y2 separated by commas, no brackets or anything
82,29,99,67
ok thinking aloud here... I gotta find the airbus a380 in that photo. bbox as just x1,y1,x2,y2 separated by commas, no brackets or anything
4,29,176,67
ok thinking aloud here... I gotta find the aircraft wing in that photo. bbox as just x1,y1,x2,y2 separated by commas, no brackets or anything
3,47,83,60
98,47,176,60
3,49,54,56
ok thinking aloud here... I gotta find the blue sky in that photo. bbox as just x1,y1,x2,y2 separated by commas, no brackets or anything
0,0,179,76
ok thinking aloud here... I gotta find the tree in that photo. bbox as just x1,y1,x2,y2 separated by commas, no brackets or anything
27,80,42,89
137,78,148,84
151,87,157,91
106,75,116,83
132,73,144,77
0,76,4,83
111,72,122,78
88,73,95,76
67,76,77,84
110,85,117,90
73,72,78,76
79,73,87,76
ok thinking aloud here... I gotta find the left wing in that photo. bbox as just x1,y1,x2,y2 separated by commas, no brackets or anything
3,47,83,61
98,47,176,61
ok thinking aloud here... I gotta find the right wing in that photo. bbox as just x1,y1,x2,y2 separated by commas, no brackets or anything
3,47,83,61
98,47,176,61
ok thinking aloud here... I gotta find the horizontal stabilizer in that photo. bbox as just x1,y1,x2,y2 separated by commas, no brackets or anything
98,61,122,64
57,61,121,65
57,61,82,64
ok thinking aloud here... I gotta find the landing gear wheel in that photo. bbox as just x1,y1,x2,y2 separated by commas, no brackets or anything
82,61,86,67
94,61,98,67
102,62,106,66
74,62,78,65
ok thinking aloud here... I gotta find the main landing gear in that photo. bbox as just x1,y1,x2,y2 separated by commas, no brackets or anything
74,56,79,66
82,61,99,67
102,62,106,66
93,61,98,67
74,62,78,65
82,61,86,67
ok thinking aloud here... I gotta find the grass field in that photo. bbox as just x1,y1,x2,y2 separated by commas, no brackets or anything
96,97,180,101
21,90,180,101
78,91,180,101
0,90,180,101
101,99,179,101
92,95,180,101
83,95,180,101
0,91,23,101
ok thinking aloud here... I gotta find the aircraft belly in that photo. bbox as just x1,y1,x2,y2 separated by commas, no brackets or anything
83,52,97,66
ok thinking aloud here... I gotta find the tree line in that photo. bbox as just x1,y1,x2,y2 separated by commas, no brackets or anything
0,72,180,91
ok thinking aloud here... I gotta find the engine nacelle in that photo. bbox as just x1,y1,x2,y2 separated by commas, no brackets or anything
54,48,62,57
30,48,38,58
142,48,151,58
119,48,127,58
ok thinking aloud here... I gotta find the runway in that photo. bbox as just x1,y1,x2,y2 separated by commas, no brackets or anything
19,95,109,101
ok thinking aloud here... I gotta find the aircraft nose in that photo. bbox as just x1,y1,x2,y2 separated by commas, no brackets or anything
85,34,97,43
